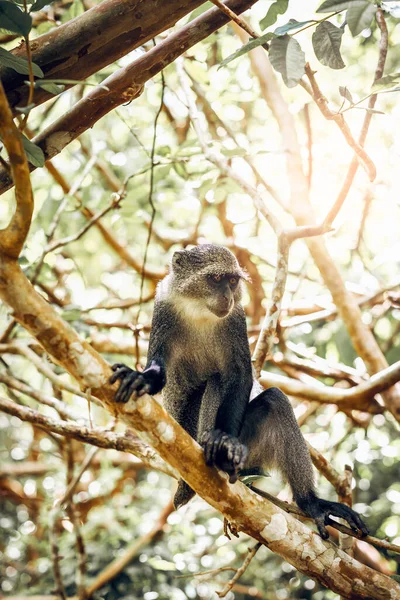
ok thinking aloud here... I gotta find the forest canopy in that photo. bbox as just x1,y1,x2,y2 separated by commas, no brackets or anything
0,0,400,599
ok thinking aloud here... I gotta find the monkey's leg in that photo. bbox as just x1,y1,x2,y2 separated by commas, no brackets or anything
198,376,248,484
164,384,205,510
240,387,369,540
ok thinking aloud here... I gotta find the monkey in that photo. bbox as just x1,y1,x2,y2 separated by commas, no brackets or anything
110,244,368,540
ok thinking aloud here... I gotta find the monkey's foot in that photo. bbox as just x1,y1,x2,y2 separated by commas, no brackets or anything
201,429,248,484
110,363,151,403
298,493,369,540
174,479,196,509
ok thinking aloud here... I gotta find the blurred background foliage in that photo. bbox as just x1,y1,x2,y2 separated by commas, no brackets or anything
1,0,400,598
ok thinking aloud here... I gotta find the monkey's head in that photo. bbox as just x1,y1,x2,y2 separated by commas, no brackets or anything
170,245,248,319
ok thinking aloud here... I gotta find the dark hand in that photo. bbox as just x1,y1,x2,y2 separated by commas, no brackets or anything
110,361,165,403
201,429,248,484
299,494,369,540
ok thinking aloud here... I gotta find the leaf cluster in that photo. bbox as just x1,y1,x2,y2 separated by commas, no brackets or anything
221,0,400,92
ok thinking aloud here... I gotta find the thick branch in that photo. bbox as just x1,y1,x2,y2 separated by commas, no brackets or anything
0,0,259,196
259,362,399,411
0,81,33,258
2,0,207,112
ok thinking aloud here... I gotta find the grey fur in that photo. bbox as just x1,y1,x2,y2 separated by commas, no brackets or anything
111,244,368,539
158,245,317,504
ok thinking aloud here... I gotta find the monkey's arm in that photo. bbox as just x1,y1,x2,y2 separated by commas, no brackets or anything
110,301,171,402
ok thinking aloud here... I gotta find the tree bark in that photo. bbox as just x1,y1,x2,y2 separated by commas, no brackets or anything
2,0,206,112
0,0,258,194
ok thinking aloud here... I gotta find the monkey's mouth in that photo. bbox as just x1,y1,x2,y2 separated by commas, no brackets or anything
209,304,232,318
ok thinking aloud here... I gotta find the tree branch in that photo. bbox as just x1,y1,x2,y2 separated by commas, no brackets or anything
260,360,400,411
0,394,177,478
0,81,33,258
320,8,388,229
0,0,259,196
2,0,207,113
0,260,399,598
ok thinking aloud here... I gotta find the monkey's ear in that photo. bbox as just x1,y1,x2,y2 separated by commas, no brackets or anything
172,250,187,270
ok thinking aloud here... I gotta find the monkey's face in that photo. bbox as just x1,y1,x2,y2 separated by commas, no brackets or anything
169,245,247,320
204,273,240,318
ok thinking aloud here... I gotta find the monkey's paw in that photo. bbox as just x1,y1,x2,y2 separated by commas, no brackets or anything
201,429,248,484
110,363,151,403
298,494,369,540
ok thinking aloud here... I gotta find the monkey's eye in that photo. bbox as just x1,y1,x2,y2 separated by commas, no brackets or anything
212,274,222,282
229,277,239,286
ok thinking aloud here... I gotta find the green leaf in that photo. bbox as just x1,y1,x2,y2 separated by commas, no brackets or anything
354,107,385,114
17,255,29,267
274,19,314,36
220,147,247,157
240,468,270,485
0,1,32,35
241,473,270,485
33,80,65,95
172,162,187,179
0,46,43,77
188,1,213,21
219,32,275,68
371,73,400,92
339,85,354,104
269,35,306,88
21,135,45,167
260,0,289,30
61,308,81,322
14,102,35,114
157,145,171,157
30,0,52,11
29,77,108,90
312,21,345,69
317,0,371,13
346,1,375,36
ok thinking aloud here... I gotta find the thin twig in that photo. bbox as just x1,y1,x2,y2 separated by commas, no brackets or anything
303,103,313,190
338,466,354,564
45,191,123,253
321,8,388,229
217,543,262,598
19,0,35,132
0,394,177,478
209,0,259,39
252,235,289,375
134,68,165,367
